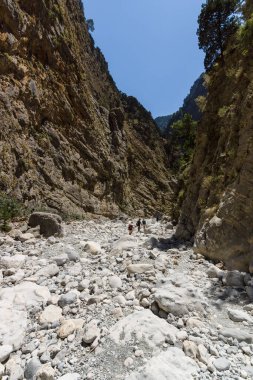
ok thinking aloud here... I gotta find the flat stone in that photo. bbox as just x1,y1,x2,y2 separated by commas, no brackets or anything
58,374,81,380
127,264,154,274
154,275,204,317
0,281,51,308
19,233,35,242
0,344,12,363
112,236,137,251
36,264,59,278
221,328,253,343
109,310,178,350
0,255,27,269
227,308,252,323
213,357,231,372
126,347,197,380
39,305,62,324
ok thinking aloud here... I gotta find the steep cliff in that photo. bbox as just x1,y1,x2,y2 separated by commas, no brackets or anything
176,2,253,271
0,0,173,217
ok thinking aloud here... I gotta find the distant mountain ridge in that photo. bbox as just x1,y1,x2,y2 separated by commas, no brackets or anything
155,74,206,133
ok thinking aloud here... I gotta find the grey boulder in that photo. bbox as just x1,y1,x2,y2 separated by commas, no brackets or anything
28,212,63,238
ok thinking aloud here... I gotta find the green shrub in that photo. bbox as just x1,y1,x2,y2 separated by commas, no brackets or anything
0,194,21,231
238,14,253,47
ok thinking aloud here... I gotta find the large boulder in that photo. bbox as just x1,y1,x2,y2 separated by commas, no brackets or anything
126,347,197,380
109,310,178,351
154,274,206,317
28,212,63,238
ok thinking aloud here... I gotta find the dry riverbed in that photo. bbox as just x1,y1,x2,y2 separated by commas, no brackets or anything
0,218,253,379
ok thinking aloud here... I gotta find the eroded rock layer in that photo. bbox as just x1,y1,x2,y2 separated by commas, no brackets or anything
0,0,172,217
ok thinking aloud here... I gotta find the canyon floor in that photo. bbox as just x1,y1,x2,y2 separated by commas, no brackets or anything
0,218,253,380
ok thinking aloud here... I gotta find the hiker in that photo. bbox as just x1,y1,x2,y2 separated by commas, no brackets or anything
136,218,141,232
142,218,146,232
128,221,134,235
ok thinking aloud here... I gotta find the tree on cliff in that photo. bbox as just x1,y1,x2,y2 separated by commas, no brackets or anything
197,0,241,69
86,19,95,32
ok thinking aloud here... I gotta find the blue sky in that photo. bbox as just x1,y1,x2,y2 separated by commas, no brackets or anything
84,0,205,118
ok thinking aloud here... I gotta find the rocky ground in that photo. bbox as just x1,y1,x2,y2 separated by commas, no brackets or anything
0,217,253,380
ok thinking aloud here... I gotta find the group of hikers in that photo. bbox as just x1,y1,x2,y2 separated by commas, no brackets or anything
128,218,146,235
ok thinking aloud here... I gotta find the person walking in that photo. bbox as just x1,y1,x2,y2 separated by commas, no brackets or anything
128,221,134,235
142,218,146,233
136,218,141,233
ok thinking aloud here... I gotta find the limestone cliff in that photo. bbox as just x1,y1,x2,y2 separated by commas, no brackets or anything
0,0,173,217
176,2,253,271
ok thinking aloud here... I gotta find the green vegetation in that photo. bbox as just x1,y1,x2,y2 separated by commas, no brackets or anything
197,0,241,70
169,114,197,222
170,113,197,171
0,194,21,232
238,13,253,47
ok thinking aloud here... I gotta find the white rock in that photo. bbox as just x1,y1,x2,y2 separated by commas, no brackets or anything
127,264,154,274
0,363,4,377
213,357,231,371
80,241,101,255
82,320,100,344
114,295,126,306
39,305,62,324
227,308,252,323
183,340,198,359
0,344,12,363
58,374,80,380
0,281,51,308
140,298,150,308
206,265,223,279
221,328,253,343
125,290,135,300
0,307,27,349
108,276,122,289
186,318,205,329
197,344,209,365
19,233,35,242
177,331,188,341
54,254,68,266
154,274,205,317
57,321,74,339
36,363,55,380
0,255,27,269
126,347,197,380
124,357,134,367
112,236,137,251
109,310,178,350
36,264,59,278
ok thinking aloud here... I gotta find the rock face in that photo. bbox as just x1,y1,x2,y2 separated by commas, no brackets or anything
176,3,253,272
0,0,172,217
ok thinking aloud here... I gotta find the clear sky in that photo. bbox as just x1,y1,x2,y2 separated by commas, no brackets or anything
84,0,205,118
